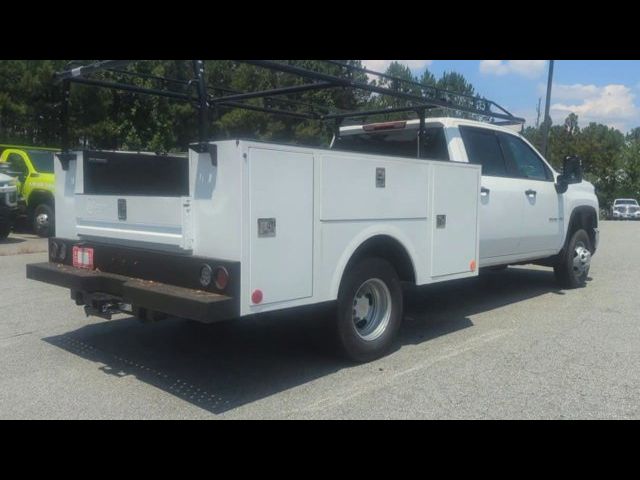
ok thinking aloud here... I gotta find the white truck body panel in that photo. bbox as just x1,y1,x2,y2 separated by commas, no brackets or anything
55,140,481,317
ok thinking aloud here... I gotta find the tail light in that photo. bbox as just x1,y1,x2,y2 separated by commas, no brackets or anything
199,265,213,287
72,246,94,269
199,265,230,291
214,267,229,291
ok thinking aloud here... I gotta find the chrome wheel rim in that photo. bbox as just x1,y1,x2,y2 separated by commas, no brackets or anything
36,212,49,228
572,241,591,277
351,278,392,341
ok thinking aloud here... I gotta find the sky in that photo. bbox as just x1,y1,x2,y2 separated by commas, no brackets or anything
361,60,640,134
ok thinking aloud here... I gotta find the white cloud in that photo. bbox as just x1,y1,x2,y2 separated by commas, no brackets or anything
361,60,433,75
550,83,638,132
480,60,547,78
548,83,600,101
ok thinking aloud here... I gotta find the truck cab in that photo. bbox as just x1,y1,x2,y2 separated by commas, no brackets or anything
331,117,599,272
0,145,57,237
0,170,18,240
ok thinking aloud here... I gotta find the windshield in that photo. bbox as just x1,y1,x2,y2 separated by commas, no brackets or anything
27,150,55,173
615,199,639,205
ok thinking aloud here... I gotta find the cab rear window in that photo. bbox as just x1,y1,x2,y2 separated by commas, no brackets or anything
332,126,449,161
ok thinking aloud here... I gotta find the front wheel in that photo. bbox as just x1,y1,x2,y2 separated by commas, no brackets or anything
335,258,403,362
0,222,10,240
554,229,592,288
32,203,54,238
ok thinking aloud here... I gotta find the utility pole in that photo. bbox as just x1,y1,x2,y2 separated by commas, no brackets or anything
540,60,554,157
535,97,541,128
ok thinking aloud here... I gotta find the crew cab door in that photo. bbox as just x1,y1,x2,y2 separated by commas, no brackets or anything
1,150,30,192
496,132,563,254
459,126,524,259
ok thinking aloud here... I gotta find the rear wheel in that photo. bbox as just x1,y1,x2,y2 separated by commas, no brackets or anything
32,203,54,237
335,258,403,362
554,229,592,288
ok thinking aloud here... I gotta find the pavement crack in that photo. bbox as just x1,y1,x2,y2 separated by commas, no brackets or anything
0,331,34,340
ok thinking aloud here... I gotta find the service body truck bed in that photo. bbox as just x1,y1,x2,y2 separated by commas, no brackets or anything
28,141,480,324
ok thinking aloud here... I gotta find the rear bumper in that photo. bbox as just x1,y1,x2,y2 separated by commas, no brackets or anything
27,262,237,322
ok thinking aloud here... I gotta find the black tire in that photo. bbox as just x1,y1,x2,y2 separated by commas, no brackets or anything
335,257,403,363
0,222,10,240
554,228,592,288
32,203,54,237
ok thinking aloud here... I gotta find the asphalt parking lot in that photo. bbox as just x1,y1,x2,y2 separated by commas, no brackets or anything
1,221,639,419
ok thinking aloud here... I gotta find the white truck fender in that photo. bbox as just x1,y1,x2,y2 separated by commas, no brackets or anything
328,224,419,300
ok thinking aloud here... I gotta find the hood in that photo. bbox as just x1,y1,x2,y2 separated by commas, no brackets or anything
30,172,55,183
0,172,16,185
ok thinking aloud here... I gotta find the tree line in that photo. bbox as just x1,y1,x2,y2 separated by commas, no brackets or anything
1,60,638,209
522,114,640,209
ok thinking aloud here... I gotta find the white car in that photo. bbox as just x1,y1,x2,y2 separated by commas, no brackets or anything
611,198,640,220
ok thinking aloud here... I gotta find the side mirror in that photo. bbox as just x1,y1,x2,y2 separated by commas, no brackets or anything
555,155,583,194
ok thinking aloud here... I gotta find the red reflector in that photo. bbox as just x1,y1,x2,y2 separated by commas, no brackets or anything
251,289,263,304
362,121,407,132
72,246,94,270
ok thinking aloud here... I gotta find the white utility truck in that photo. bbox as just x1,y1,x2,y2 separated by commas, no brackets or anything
26,60,600,362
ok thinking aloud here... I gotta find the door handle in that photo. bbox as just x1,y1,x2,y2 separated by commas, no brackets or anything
481,187,490,196
525,189,537,197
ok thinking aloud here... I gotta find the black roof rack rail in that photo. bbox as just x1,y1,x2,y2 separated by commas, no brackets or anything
55,59,526,156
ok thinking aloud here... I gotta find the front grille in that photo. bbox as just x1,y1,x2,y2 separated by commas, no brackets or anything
3,191,17,207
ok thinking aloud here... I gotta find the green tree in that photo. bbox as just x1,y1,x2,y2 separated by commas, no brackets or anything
575,122,625,207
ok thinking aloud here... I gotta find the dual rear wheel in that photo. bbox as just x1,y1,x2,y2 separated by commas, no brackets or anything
335,258,403,363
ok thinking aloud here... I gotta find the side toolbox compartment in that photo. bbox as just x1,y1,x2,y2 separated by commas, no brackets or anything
247,147,314,306
430,162,481,279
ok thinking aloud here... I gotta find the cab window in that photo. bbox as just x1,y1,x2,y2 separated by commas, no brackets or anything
420,127,449,161
331,125,449,161
6,153,28,178
498,133,552,181
459,126,507,176
27,150,55,174
332,128,418,158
